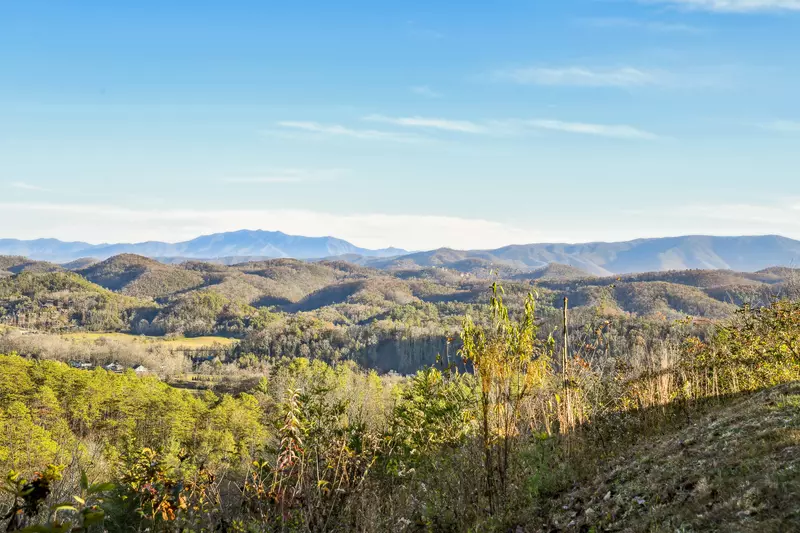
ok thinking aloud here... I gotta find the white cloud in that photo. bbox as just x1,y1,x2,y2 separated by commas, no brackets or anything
358,115,658,139
522,119,661,140
624,200,800,238
276,113,659,143
363,114,486,133
0,202,547,250
9,181,52,192
675,201,800,226
759,120,800,133
3,200,800,250
225,168,346,184
650,0,800,12
410,86,442,98
275,121,421,142
493,66,660,87
579,17,703,32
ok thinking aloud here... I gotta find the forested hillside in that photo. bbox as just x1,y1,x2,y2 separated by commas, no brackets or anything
1,254,798,375
1,281,799,532
1,253,798,532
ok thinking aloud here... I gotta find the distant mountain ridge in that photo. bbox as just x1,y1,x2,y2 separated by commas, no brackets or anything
0,230,406,263
1,233,799,275
363,235,800,276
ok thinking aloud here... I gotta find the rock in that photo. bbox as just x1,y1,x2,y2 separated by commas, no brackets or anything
603,490,612,501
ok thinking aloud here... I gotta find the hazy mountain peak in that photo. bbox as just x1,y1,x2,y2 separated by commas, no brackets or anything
1,233,799,274
0,232,408,262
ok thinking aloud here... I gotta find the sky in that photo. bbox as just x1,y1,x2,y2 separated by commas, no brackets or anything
1,0,799,251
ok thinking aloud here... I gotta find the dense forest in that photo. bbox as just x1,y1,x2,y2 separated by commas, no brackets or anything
1,288,799,531
1,254,797,375
1,254,800,531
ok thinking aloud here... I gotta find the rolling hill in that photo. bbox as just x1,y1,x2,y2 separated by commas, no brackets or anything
78,254,206,299
1,252,798,374
2,252,797,335
0,256,64,274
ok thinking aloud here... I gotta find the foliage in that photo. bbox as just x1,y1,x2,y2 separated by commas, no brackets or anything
1,465,113,532
389,368,476,472
4,254,798,377
2,279,800,532
460,283,554,513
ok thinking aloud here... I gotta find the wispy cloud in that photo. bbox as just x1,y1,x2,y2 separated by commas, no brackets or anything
224,168,347,184
759,120,800,133
578,17,703,33
649,0,800,12
278,115,658,142
363,114,486,134
410,85,442,98
275,121,421,142
673,201,800,227
9,181,52,192
493,66,660,88
520,119,661,140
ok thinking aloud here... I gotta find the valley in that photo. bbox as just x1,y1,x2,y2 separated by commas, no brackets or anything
2,249,797,378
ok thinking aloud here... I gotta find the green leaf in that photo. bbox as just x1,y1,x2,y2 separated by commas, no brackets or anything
19,526,56,533
73,495,85,505
80,471,88,492
82,509,105,526
88,482,115,495
53,503,78,513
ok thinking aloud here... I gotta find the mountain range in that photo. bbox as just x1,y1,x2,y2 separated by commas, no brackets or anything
362,234,800,276
1,232,799,275
0,230,406,263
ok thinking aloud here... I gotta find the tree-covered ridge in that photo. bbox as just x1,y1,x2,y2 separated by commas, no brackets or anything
1,288,798,532
0,255,798,375
78,254,206,299
0,257,63,275
0,272,155,332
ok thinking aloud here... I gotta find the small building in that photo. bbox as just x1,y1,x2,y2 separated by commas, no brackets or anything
133,365,149,375
104,362,124,373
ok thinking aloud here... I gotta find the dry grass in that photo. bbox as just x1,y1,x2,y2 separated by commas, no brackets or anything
60,331,238,347
537,383,800,532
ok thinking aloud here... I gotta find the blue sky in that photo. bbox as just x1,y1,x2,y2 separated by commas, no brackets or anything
1,0,799,250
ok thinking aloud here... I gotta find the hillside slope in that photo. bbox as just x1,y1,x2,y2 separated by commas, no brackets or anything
0,271,154,331
0,256,63,274
78,254,205,299
537,383,800,532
